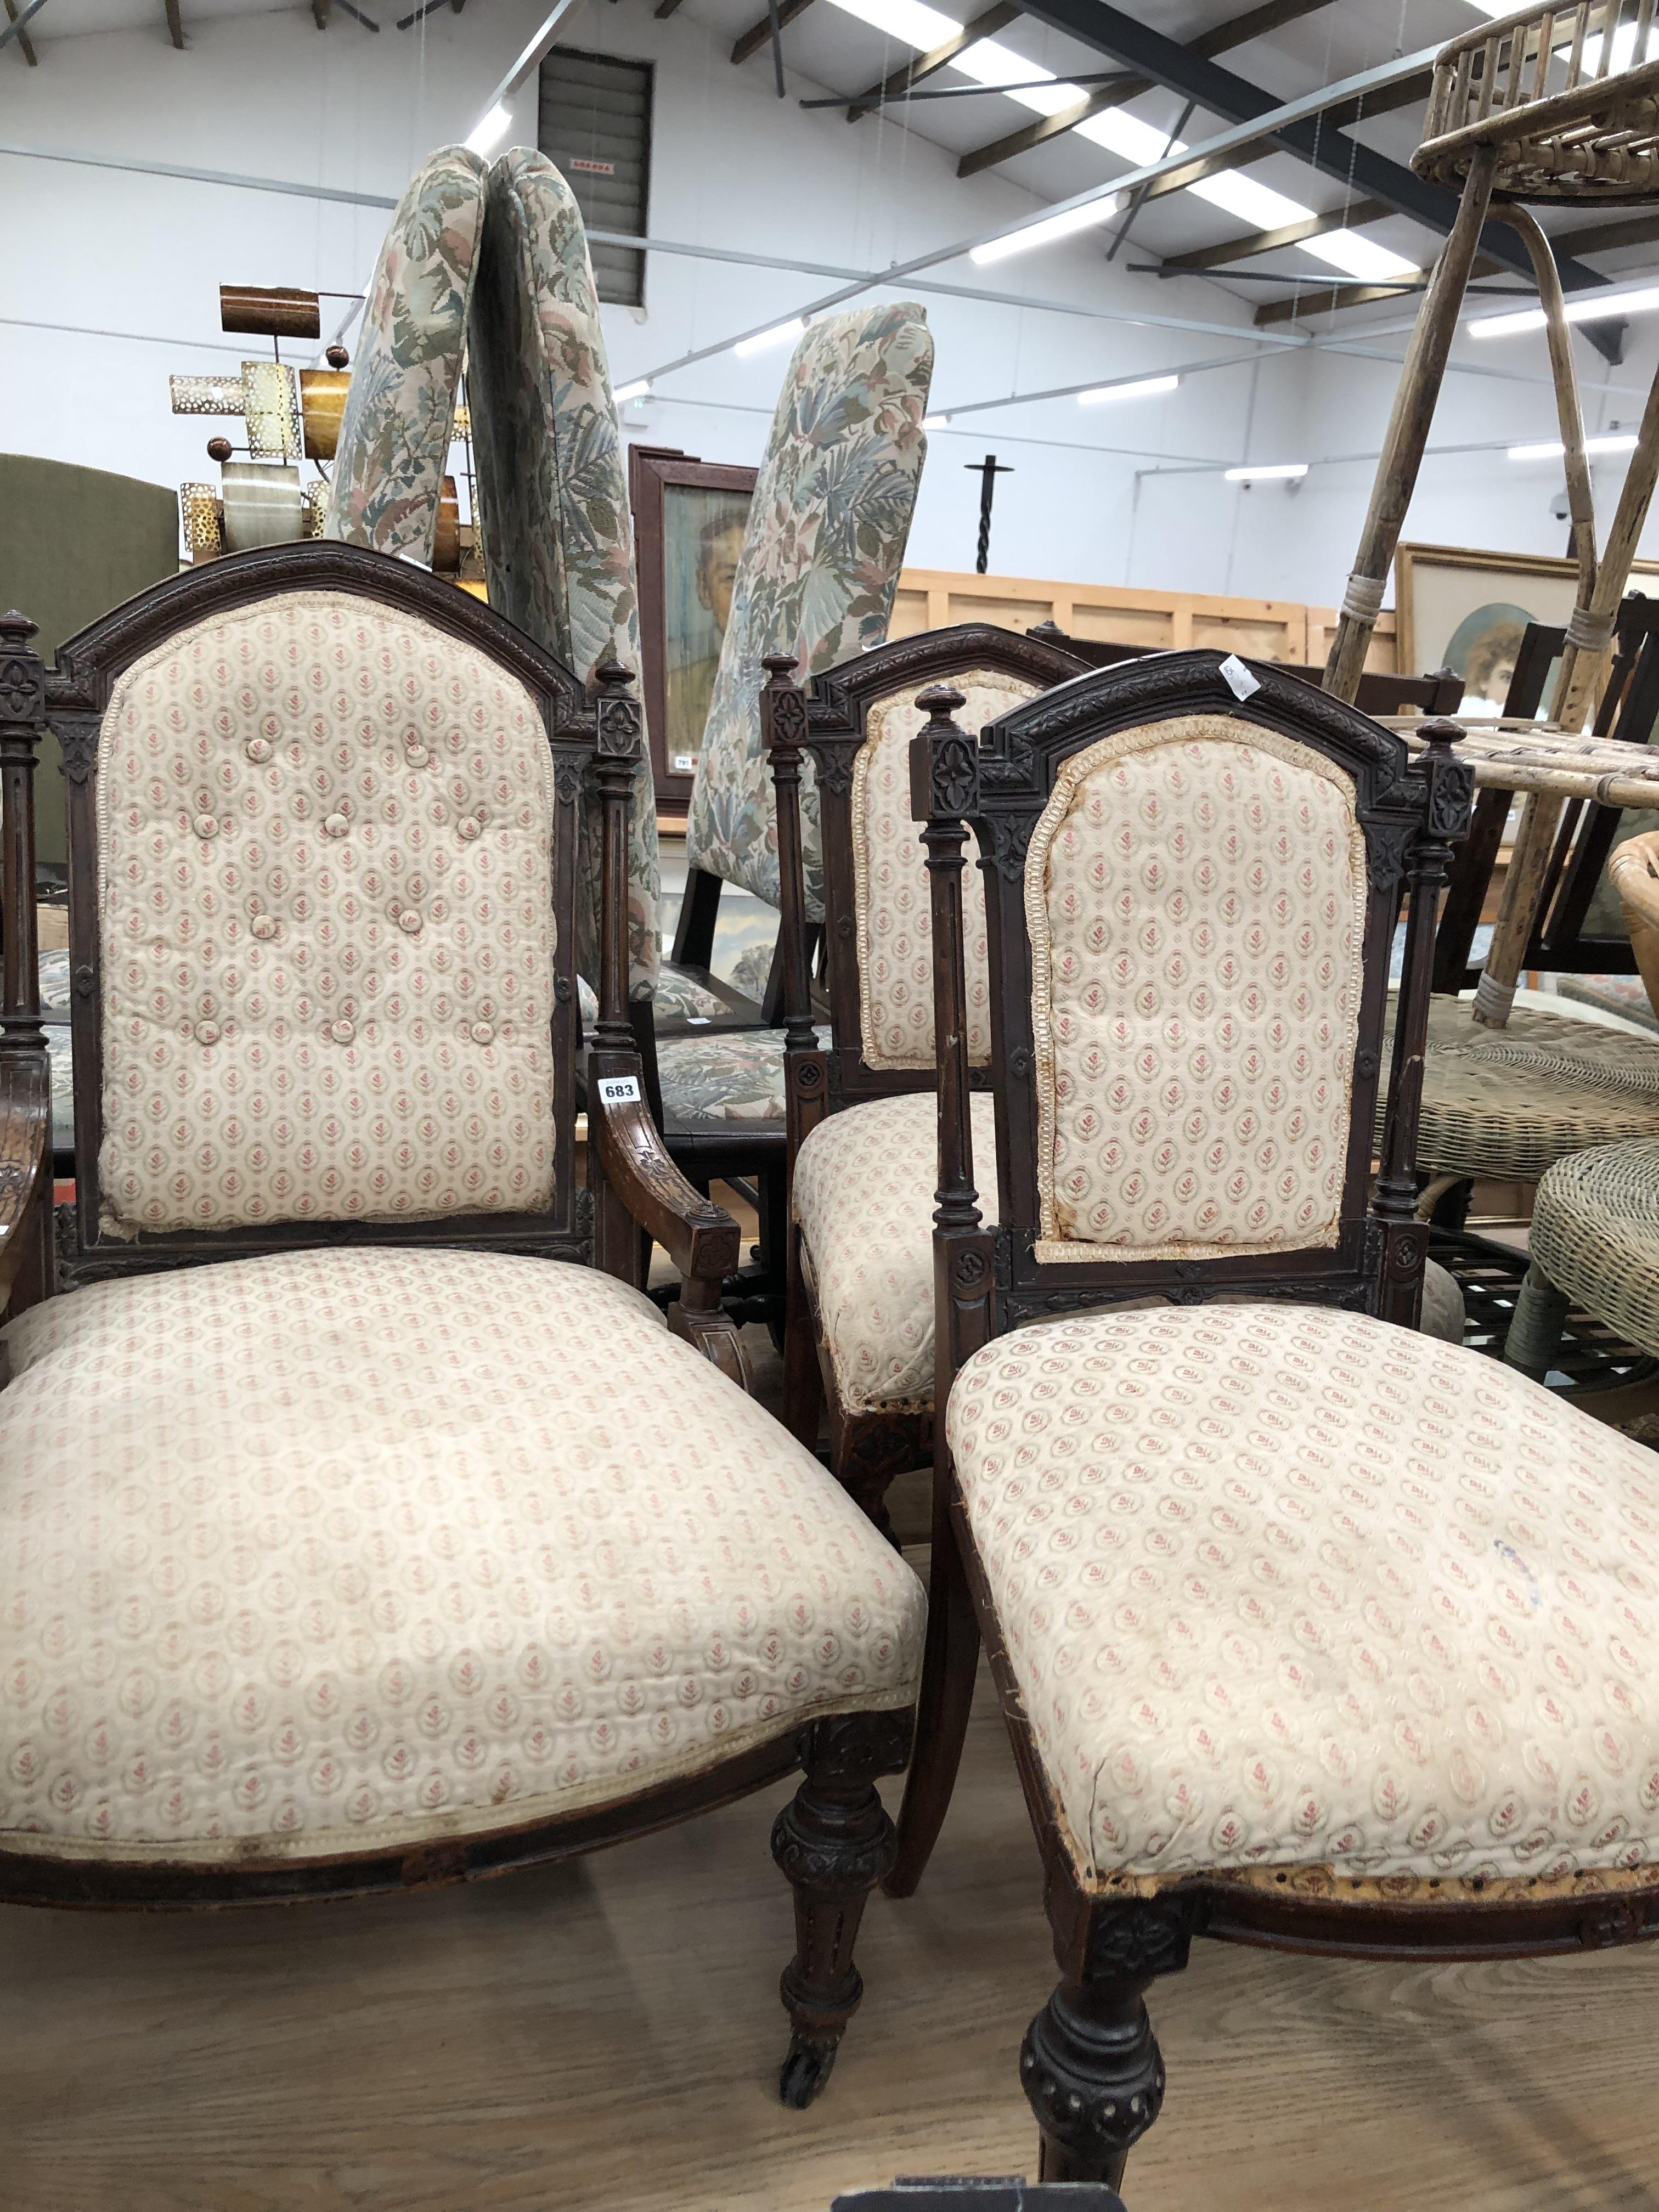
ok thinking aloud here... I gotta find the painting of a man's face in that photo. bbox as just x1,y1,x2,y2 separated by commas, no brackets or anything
696,517,743,634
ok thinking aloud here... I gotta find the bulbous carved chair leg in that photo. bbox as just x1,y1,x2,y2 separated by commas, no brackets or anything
1022,1900,1193,2187
771,1709,913,2108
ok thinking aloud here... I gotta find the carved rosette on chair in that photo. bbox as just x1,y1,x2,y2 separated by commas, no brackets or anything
1325,1,1659,1029
0,541,924,2111
881,648,1659,2192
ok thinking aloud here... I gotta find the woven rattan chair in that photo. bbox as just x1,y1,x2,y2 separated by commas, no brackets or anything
1612,826,1659,1013
889,648,1659,2194
1328,1,1659,1030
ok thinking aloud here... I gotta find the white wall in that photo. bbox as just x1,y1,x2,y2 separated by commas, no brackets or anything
7,0,1658,613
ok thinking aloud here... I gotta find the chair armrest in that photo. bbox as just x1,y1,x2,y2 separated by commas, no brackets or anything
587,1048,751,1388
1610,829,1659,1021
0,1052,52,1318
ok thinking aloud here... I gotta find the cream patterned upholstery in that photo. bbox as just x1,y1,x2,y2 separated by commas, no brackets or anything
949,1302,1659,1889
795,1094,1465,1418
1029,717,1367,1264
796,1091,996,1412
96,591,557,1235
0,1246,924,1864
852,673,1036,1070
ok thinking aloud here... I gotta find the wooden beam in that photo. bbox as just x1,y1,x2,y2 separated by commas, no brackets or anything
653,0,683,14
1554,208,1659,260
730,0,811,66
1252,275,1434,325
1160,198,1393,273
313,0,330,24
958,0,1336,180
846,0,1019,122
3,0,37,62
163,0,183,46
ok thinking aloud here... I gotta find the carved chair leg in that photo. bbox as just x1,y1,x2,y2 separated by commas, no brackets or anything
1024,1971,1167,2189
771,1709,911,2109
783,1224,826,1450
887,1492,980,1897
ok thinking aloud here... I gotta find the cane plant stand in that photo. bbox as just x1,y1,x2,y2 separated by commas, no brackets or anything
884,651,1659,2193
0,544,925,2114
1327,0,1659,1031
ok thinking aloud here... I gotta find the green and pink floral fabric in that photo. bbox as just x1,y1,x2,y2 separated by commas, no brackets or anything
324,145,486,564
467,149,659,1003
685,304,933,913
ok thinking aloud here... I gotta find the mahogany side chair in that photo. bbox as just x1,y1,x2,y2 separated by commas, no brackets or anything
763,623,1086,1528
891,650,1659,2190
0,540,924,2111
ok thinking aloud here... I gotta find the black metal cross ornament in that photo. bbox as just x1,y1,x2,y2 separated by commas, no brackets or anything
965,453,1014,574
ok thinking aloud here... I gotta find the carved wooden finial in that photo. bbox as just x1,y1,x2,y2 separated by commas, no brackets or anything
915,681,967,723
761,652,799,681
595,659,635,693
1419,716,1464,755
326,343,350,369
0,611,39,651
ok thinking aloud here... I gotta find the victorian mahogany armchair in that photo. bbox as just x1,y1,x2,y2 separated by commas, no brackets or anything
890,650,1659,2190
0,541,923,2110
763,624,1085,1528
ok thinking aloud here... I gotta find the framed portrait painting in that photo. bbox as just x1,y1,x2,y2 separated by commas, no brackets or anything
629,444,757,824
1395,541,1659,718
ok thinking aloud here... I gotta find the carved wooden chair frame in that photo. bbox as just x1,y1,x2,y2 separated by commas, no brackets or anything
0,540,912,2108
762,623,1086,1528
871,653,1659,2196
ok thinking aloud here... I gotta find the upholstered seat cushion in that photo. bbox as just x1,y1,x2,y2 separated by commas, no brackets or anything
1398,996,1659,1183
795,1093,1466,1419
656,1027,829,1136
1530,1139,1659,1360
0,1247,923,1865
948,1302,1659,1889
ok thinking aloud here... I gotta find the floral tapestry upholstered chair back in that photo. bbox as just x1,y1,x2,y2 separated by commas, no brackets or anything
852,671,1040,1071
1023,711,1370,1265
686,303,933,916
467,148,659,1006
92,589,562,1238
323,145,487,565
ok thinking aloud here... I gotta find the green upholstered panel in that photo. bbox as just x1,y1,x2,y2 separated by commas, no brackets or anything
0,454,179,867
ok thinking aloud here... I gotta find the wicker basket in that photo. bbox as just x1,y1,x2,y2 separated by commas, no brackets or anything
1416,0,1659,202
1611,827,1659,1018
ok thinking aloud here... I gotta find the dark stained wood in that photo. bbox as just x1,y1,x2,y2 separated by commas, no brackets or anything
1025,625,1467,719
764,624,1086,1525
730,0,812,65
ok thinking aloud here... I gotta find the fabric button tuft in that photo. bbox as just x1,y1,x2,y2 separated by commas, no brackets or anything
470,1021,495,1045
457,816,481,841
251,915,278,941
330,1019,356,1044
194,1020,221,1046
323,813,351,839
405,745,430,768
398,911,423,935
245,737,273,765
194,814,219,840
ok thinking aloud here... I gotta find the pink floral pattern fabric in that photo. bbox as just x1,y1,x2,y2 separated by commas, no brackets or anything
467,150,658,1003
0,1247,924,1862
323,146,486,564
95,592,557,1234
1028,716,1367,1263
795,1091,998,1412
686,304,933,913
852,674,1035,1070
949,1302,1659,1886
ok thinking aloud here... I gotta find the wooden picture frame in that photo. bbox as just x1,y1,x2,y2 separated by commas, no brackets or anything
1396,540,1659,712
628,444,757,825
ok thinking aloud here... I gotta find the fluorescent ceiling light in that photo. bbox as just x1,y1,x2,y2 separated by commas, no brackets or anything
614,379,651,403
1470,281,1659,338
1508,433,1639,461
971,196,1123,264
1300,229,1418,283
466,103,512,156
1079,373,1180,404
734,318,805,358
1225,461,1308,481
823,0,960,46
922,412,950,427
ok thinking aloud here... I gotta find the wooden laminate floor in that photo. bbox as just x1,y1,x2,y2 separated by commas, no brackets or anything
8,1322,1659,2209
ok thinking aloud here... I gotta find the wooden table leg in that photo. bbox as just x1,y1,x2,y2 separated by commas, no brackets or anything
1472,788,1564,1028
